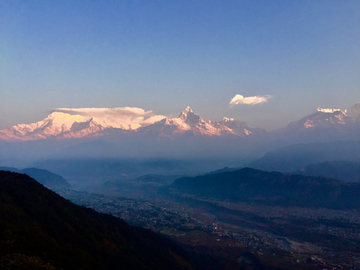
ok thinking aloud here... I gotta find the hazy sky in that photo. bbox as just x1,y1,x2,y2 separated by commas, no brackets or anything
1,0,359,130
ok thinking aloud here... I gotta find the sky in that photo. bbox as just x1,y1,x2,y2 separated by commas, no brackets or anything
1,0,359,131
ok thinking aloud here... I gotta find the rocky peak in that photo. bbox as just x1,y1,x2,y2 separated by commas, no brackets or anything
179,106,193,117
178,107,201,127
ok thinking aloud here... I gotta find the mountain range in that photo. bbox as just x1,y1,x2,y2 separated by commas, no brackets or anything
1,103,359,142
0,107,261,141
1,103,360,172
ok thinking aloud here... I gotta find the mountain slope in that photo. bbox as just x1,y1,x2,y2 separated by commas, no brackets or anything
166,168,360,209
0,171,235,270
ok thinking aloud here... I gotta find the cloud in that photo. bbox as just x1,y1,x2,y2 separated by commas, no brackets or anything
52,107,166,129
229,94,271,106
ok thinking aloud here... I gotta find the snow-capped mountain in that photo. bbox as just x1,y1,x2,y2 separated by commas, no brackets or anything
0,107,259,141
1,104,359,142
1,104,360,164
137,107,260,137
284,107,356,131
268,106,360,144
0,112,85,141
0,112,123,141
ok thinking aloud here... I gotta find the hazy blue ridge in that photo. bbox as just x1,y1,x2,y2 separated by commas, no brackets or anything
0,167,71,189
294,161,360,183
166,167,360,209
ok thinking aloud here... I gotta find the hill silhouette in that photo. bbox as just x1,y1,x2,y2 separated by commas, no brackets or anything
0,167,71,189
0,171,239,270
167,168,360,209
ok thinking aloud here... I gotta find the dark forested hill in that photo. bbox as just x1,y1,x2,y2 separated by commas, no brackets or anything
167,168,360,209
0,171,238,270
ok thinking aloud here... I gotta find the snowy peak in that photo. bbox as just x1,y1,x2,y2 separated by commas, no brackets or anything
0,112,89,141
178,106,198,124
43,112,86,131
285,106,357,131
0,112,114,141
180,106,193,115
219,117,251,135
138,107,257,137
178,107,201,128
177,107,230,135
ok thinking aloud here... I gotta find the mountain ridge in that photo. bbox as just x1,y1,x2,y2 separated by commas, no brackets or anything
0,107,262,141
165,167,360,209
1,104,360,150
294,160,360,183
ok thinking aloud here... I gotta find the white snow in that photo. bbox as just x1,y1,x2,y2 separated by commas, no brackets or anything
222,117,235,122
317,107,346,114
0,106,254,141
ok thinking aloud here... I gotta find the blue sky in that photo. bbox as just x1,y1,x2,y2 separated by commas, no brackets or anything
1,0,359,130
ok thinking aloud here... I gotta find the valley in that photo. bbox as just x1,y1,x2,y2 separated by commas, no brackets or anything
58,187,360,270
